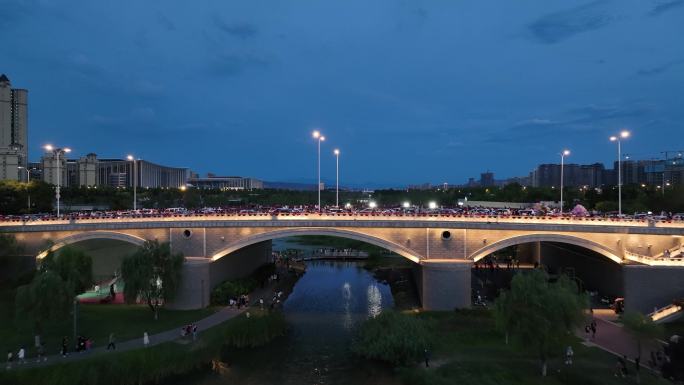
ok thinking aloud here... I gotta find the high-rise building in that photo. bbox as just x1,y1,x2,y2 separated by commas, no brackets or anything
480,171,494,187
0,74,29,181
187,174,264,190
41,150,68,187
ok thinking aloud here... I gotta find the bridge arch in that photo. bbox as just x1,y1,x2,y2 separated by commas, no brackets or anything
36,231,147,259
468,233,623,264
210,227,421,263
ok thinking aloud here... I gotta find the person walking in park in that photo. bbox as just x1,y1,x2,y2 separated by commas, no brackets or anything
424,348,431,368
61,336,69,357
192,324,198,341
143,332,150,347
590,320,597,340
17,347,25,364
107,333,116,350
565,346,574,365
36,343,46,363
6,350,13,370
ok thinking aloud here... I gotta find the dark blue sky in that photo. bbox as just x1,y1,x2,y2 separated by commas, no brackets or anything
1,0,683,187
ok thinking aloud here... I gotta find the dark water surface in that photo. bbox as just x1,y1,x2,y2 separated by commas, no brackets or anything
178,260,400,385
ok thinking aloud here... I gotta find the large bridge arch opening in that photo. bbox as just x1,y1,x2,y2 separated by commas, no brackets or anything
37,231,146,282
470,234,625,309
209,228,422,264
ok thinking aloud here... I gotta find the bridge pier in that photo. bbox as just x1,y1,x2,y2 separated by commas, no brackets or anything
416,260,472,311
168,257,211,310
624,265,684,313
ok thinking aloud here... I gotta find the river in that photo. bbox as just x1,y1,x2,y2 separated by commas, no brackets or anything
178,239,401,385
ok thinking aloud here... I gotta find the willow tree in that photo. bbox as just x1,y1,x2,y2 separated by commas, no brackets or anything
622,311,663,384
494,269,587,376
121,240,184,320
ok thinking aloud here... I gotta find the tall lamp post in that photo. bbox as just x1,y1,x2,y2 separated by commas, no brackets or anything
127,155,137,211
44,144,71,217
312,130,325,211
334,149,340,208
18,166,30,212
609,130,630,217
560,149,570,214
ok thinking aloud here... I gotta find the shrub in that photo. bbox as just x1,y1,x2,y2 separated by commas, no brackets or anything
351,311,431,366
210,278,257,305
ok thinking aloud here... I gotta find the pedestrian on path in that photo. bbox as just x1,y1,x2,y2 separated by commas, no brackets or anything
61,336,69,357
143,332,150,347
590,320,597,340
565,346,574,365
107,333,116,350
192,324,198,341
424,348,431,368
17,347,25,364
36,343,46,363
6,350,13,370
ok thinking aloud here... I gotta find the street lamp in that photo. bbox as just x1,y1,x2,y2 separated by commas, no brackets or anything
428,201,437,210
560,149,570,214
44,144,71,217
127,155,137,211
609,130,630,216
312,130,325,212
18,166,30,212
333,149,340,208
402,201,411,209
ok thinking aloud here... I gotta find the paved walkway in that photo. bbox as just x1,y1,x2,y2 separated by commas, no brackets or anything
6,267,298,371
579,315,663,369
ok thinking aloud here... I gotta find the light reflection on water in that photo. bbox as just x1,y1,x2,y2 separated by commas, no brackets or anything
172,260,398,385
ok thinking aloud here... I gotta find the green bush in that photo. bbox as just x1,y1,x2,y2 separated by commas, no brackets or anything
351,311,431,366
0,310,285,385
223,309,287,348
210,263,276,306
210,278,257,305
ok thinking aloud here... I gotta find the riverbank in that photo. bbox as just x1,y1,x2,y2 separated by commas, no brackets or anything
0,264,303,385
356,310,670,385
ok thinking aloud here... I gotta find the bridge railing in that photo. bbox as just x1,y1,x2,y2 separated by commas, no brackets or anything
2,212,684,228
648,303,683,323
624,249,684,266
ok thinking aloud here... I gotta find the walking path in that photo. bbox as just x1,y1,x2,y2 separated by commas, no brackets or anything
6,266,298,371
579,314,663,369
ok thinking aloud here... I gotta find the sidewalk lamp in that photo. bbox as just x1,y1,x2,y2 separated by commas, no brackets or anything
609,130,630,216
333,149,340,208
312,130,325,211
560,149,570,214
18,166,30,212
44,144,71,217
127,155,137,211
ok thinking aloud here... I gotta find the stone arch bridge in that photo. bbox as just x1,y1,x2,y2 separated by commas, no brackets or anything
2,215,683,312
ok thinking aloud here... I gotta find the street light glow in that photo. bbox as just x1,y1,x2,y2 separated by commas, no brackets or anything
620,130,630,138
609,136,617,142
562,149,570,156
402,201,410,208
320,136,325,141
127,154,134,161
312,130,320,139
428,201,437,209
369,201,377,209
64,148,71,153
334,149,340,155
44,144,53,151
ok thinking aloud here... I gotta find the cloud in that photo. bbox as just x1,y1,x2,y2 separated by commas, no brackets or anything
485,102,655,144
527,1,616,44
156,12,176,31
212,16,258,39
648,0,684,16
0,0,35,31
635,60,683,76
207,52,272,77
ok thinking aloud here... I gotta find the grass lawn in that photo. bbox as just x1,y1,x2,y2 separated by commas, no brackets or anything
397,310,669,385
663,320,684,339
0,289,217,357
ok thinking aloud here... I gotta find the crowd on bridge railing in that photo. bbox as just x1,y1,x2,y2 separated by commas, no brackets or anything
1,205,683,224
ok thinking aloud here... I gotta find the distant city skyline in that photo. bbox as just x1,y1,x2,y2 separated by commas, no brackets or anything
1,1,683,185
